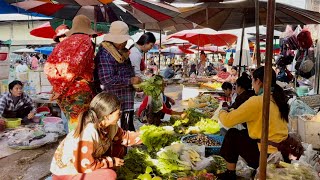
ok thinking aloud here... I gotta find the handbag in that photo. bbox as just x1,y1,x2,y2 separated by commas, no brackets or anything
258,133,304,160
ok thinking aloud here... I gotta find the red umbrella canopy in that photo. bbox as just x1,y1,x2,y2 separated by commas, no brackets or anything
30,22,56,38
161,46,194,54
123,0,180,22
168,28,237,47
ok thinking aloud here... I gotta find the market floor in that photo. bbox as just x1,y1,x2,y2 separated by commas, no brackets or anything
0,84,185,180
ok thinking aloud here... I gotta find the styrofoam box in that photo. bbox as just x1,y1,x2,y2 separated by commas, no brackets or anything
298,116,320,149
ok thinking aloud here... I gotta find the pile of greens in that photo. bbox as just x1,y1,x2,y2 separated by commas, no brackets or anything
157,149,192,175
206,155,227,175
136,75,163,99
140,125,180,152
117,148,156,180
169,109,210,134
194,118,220,134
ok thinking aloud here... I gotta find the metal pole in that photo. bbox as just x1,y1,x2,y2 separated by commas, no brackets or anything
255,0,261,67
314,39,320,94
238,17,245,76
159,30,162,70
259,0,275,179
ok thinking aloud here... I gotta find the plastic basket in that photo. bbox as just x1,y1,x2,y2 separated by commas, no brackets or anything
33,113,43,123
181,134,224,156
5,118,22,128
42,117,62,125
37,106,50,113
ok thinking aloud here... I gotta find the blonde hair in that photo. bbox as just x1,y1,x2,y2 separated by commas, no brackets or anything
73,92,121,157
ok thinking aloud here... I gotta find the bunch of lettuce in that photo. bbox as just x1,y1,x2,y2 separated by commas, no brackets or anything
136,75,163,99
117,148,156,180
140,125,180,152
157,149,192,175
195,118,220,134
170,109,209,134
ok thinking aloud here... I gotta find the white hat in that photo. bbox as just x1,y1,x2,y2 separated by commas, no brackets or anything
103,21,131,44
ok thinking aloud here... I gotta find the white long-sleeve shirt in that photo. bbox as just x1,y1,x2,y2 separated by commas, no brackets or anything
129,45,147,80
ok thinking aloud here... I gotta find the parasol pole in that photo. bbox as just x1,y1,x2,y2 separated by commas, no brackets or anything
259,0,275,179
159,30,162,71
255,0,261,68
238,16,245,76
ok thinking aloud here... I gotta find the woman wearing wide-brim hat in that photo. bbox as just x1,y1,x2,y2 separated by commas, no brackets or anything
95,21,142,131
44,15,96,132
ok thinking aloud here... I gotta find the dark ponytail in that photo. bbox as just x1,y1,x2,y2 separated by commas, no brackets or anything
252,66,289,122
236,72,252,91
137,32,156,45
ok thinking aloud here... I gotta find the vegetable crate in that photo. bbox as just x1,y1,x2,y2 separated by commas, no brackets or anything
181,135,224,156
298,116,320,149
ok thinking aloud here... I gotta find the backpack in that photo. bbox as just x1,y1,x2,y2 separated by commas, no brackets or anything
297,30,313,49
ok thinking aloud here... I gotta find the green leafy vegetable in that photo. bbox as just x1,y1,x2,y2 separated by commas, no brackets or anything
195,118,220,134
136,75,163,99
117,148,155,180
157,149,192,175
206,155,227,175
140,125,180,152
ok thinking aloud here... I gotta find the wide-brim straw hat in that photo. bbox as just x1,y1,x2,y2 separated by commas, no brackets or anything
53,24,70,42
103,21,131,44
65,15,96,37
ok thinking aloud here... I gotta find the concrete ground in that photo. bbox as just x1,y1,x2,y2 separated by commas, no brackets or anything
0,84,184,180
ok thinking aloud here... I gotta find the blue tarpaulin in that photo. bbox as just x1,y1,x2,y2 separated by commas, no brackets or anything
35,46,54,55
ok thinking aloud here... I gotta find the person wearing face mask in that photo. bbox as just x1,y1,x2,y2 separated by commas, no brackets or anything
217,66,292,180
0,80,36,124
95,21,142,131
50,92,141,180
129,32,156,80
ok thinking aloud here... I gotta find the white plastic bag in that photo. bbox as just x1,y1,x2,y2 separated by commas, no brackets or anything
236,157,255,179
289,99,315,117
44,123,66,136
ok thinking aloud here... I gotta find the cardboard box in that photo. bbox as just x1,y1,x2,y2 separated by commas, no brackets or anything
298,116,320,149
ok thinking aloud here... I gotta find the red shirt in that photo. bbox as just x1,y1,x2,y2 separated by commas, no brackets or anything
44,34,94,96
138,95,172,116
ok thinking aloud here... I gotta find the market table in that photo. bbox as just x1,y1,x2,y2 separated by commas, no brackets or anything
31,94,57,106
181,83,224,101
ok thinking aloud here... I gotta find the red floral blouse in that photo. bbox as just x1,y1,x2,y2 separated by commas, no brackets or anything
44,34,94,96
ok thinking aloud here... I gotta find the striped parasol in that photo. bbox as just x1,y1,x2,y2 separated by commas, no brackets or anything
6,0,141,25
123,0,195,33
